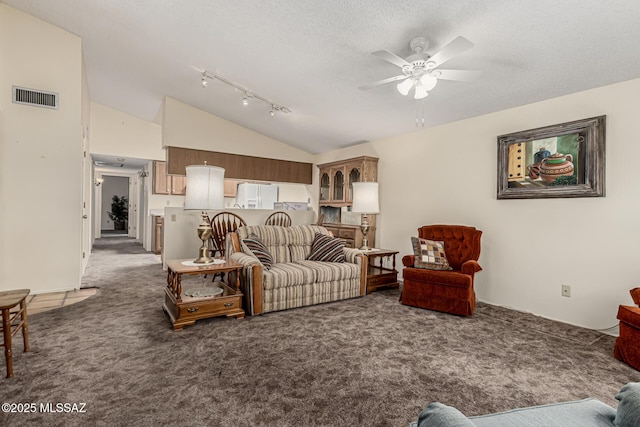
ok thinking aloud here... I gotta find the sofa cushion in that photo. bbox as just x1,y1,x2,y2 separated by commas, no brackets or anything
261,262,317,290
236,225,291,263
411,237,452,270
470,398,616,427
617,305,640,327
241,234,273,270
415,402,474,427
614,382,640,427
295,260,360,282
288,225,331,262
403,267,472,288
307,233,345,263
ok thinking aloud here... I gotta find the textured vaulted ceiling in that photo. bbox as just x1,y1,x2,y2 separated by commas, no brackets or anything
5,0,640,154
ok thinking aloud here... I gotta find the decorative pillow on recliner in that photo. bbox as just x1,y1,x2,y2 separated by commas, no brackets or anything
307,233,345,263
241,233,273,270
411,237,452,270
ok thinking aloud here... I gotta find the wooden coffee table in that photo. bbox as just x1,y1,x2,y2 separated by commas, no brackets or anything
163,259,244,330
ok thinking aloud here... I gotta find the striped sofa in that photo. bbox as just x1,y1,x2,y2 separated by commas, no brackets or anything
228,225,367,315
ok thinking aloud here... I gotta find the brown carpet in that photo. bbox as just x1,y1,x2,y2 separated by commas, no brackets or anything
0,237,638,426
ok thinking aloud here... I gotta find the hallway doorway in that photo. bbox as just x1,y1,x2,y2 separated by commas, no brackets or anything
100,175,129,236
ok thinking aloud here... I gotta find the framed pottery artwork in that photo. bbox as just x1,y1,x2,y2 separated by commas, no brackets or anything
497,116,606,199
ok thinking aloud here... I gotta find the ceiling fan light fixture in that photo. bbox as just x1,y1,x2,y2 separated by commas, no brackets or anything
397,78,414,96
414,84,429,100
419,74,438,91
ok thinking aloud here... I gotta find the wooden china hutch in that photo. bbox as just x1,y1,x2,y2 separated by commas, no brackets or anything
317,156,378,248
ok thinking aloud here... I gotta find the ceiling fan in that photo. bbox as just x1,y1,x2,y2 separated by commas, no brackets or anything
360,35,481,99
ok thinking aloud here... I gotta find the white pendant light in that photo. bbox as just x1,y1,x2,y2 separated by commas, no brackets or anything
397,78,414,96
419,74,438,91
414,84,429,99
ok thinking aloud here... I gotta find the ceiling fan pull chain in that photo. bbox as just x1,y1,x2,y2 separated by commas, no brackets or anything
415,99,425,128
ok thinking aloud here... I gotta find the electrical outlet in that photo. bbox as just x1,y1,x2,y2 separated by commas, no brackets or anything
561,284,571,297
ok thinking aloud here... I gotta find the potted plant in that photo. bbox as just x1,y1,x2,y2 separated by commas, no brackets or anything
108,195,128,230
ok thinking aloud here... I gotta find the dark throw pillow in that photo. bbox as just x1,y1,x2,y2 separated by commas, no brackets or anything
307,233,345,263
242,233,273,270
411,236,452,270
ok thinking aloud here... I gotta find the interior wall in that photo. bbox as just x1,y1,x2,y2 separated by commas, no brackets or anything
162,97,314,163
90,102,164,160
0,4,83,293
317,78,640,331
81,58,92,272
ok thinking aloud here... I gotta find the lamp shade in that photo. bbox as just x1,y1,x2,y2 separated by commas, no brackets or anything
397,78,414,96
184,165,225,210
414,83,429,100
351,182,379,214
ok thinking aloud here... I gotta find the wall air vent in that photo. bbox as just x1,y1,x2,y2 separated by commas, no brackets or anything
12,86,59,109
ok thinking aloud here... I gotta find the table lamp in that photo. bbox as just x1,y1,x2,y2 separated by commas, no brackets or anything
184,164,225,263
351,182,379,250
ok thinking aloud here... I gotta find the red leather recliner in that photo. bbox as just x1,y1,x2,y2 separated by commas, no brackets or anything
614,288,640,371
400,225,482,316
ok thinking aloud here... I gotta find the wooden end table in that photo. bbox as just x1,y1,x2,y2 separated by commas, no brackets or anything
163,259,244,330
361,249,399,294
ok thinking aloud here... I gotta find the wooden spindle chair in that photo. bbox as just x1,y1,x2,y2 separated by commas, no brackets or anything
264,211,292,227
209,212,247,259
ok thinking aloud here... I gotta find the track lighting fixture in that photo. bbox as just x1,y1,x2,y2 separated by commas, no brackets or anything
199,70,291,116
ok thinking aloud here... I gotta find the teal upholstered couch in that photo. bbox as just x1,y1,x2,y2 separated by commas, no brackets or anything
411,382,640,427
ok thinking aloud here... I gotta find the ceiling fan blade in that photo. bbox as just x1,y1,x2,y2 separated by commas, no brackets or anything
428,36,474,68
359,74,409,90
372,50,411,68
435,69,482,82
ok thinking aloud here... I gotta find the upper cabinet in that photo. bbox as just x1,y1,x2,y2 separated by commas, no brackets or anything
224,179,240,198
153,161,186,195
317,156,378,207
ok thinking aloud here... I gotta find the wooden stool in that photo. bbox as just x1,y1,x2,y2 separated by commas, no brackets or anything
0,289,30,378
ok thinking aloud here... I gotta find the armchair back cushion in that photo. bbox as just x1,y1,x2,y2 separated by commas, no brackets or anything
417,225,481,271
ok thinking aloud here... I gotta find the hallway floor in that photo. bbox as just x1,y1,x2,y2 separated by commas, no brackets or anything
26,288,97,315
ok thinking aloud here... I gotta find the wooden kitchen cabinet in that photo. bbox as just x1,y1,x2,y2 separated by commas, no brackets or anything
153,161,186,195
224,179,240,198
154,216,163,255
317,156,378,207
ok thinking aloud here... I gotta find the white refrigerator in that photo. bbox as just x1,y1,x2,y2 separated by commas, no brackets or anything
236,183,278,209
